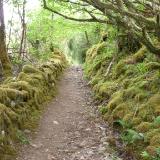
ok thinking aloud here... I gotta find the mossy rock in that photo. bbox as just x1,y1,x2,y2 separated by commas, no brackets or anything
135,122,152,133
0,88,9,104
84,40,160,158
112,102,131,119
0,145,17,160
145,145,157,157
107,91,123,112
8,81,36,98
145,129,160,142
132,117,142,126
138,104,154,121
148,94,160,107
3,77,16,84
132,46,147,62
97,81,118,99
22,65,40,74
0,49,66,159
5,88,29,102
123,86,142,100
146,62,160,70
113,60,127,78
150,134,160,146
154,106,160,116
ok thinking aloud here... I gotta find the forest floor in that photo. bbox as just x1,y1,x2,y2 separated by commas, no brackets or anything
17,66,121,160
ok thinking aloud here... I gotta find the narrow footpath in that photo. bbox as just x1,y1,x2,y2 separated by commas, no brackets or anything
17,67,120,160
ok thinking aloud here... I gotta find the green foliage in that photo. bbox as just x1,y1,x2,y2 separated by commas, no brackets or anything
121,129,144,144
27,9,103,63
113,119,130,129
16,130,30,144
153,116,160,126
136,63,148,74
11,56,23,65
99,106,108,115
141,151,151,159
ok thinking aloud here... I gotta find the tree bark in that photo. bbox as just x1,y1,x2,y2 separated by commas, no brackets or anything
0,0,12,77
19,0,26,60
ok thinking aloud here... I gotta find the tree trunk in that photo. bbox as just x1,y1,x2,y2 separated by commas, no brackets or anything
19,0,26,60
0,0,12,77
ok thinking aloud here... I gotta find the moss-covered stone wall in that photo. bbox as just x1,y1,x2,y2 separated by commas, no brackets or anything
84,42,160,159
0,49,67,159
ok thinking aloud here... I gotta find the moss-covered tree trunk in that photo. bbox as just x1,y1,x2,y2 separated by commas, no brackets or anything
0,0,12,77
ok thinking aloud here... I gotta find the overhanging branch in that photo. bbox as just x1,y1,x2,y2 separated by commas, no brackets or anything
42,0,106,23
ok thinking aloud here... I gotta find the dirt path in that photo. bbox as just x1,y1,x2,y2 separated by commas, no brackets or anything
17,66,120,160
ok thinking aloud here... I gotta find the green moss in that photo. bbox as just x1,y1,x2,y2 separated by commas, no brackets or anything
107,91,123,112
150,134,160,146
84,39,160,159
135,122,152,133
145,129,160,142
113,60,127,78
0,145,17,160
154,106,160,116
96,81,118,99
99,106,108,115
123,87,142,100
132,46,147,62
8,81,35,98
138,104,154,121
22,65,40,74
148,94,160,107
3,63,13,78
135,92,149,102
146,62,160,70
132,117,142,126
123,113,133,123
112,102,131,119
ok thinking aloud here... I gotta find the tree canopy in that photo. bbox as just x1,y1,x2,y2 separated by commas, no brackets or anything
42,0,160,56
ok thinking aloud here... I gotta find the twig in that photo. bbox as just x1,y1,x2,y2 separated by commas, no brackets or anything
105,57,114,77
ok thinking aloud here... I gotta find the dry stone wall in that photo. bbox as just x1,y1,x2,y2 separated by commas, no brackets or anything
0,49,67,159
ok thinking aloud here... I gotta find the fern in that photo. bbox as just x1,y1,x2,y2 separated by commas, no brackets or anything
113,119,131,129
121,129,144,144
16,130,30,145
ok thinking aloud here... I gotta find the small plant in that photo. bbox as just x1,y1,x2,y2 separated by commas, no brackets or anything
99,106,108,115
136,63,148,74
121,129,144,144
153,116,160,126
16,130,30,145
113,119,131,129
141,151,151,159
